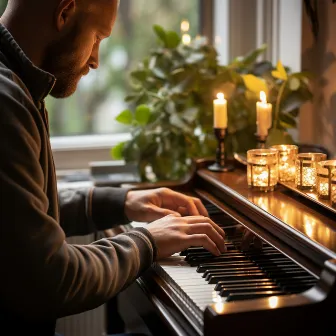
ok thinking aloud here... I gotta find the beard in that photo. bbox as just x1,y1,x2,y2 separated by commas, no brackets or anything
41,23,87,98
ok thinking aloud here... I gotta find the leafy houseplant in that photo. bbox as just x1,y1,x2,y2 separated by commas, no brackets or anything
112,25,313,182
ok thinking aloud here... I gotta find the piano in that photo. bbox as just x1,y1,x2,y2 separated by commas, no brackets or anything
115,159,336,336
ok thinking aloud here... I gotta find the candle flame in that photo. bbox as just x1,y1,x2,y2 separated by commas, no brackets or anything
182,34,191,45
217,93,225,100
260,91,267,104
181,20,190,33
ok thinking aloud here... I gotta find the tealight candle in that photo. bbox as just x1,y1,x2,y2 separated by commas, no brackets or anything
247,149,279,192
271,145,298,182
317,160,336,200
332,170,336,208
295,153,327,190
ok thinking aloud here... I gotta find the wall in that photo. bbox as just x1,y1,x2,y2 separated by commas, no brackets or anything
301,0,336,157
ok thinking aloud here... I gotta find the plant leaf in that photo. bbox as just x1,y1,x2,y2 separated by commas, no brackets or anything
135,105,151,125
116,109,133,125
111,142,125,160
153,25,166,44
165,31,181,49
272,60,288,80
242,74,268,95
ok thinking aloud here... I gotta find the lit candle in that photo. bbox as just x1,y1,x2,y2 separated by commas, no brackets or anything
247,149,279,192
182,34,191,45
256,91,272,137
180,20,190,33
213,93,228,128
271,145,298,182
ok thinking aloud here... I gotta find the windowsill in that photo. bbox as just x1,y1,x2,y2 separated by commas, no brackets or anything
51,133,131,170
51,133,131,151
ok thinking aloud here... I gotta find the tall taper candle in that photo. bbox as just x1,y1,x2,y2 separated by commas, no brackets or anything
213,93,227,128
256,91,272,137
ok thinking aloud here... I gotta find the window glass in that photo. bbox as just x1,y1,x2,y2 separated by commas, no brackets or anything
46,0,199,136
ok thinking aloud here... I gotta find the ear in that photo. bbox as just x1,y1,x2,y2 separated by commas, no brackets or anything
55,0,76,31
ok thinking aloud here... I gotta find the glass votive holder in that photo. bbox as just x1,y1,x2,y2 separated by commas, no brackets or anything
317,160,336,200
295,153,327,191
271,145,298,182
332,171,336,208
247,149,279,192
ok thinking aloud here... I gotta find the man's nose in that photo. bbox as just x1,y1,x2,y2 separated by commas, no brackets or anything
89,46,100,69
89,60,99,70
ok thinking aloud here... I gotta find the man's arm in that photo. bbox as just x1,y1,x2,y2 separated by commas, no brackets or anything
58,186,130,237
0,78,156,319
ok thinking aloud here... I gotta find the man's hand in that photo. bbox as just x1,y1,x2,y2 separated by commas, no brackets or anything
125,187,208,223
146,214,226,259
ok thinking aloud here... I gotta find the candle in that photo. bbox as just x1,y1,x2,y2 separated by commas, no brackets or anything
317,160,336,200
182,34,191,45
332,173,336,208
180,20,190,33
271,145,298,182
247,149,279,192
256,91,272,137
213,93,228,128
295,153,327,190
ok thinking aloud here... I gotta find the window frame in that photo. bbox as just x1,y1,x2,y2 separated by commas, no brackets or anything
53,0,303,171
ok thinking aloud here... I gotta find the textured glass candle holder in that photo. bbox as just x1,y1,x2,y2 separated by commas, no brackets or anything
247,149,279,192
331,169,336,208
317,160,336,200
295,153,327,191
271,145,298,182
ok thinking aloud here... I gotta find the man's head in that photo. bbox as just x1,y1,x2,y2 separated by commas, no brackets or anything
4,0,119,98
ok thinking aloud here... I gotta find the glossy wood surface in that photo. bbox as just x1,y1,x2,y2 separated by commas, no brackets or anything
198,168,336,255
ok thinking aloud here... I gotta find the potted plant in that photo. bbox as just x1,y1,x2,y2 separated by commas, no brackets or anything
112,25,312,182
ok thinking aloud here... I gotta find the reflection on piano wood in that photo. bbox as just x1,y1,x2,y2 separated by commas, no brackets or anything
116,161,336,336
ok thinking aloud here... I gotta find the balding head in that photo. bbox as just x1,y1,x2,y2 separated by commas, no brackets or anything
1,0,119,97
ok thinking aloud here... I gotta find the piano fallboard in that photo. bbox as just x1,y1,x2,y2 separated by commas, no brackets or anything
115,163,336,336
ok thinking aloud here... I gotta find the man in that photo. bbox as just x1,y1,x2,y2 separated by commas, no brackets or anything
0,0,226,335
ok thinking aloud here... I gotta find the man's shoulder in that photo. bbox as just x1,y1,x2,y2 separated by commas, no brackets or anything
0,55,34,104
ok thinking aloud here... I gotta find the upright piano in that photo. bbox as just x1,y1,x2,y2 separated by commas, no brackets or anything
116,160,336,336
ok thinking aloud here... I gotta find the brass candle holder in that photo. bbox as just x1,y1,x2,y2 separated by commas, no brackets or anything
271,145,298,182
247,148,279,192
295,153,327,191
317,160,336,200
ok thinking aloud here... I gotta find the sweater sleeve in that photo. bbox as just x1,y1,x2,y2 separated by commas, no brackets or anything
0,76,155,320
58,186,130,237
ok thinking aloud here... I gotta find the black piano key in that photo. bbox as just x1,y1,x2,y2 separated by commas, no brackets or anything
197,262,255,273
185,251,242,261
214,278,275,290
216,281,275,292
188,253,285,266
226,291,285,302
220,285,281,296
203,267,260,278
188,255,249,266
208,272,268,284
204,269,262,281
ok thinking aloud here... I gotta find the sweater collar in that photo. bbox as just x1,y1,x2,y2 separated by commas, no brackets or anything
0,24,56,102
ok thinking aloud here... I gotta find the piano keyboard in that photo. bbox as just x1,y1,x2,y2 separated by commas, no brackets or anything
154,202,318,311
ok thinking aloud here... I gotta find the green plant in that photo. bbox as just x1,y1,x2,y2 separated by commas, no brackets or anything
112,25,312,182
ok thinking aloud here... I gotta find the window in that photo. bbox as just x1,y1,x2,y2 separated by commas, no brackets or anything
46,0,200,137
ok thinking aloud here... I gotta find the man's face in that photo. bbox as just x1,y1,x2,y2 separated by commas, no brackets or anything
42,1,118,98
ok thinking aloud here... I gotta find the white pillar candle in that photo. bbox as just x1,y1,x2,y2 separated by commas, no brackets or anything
213,93,228,128
256,91,272,137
